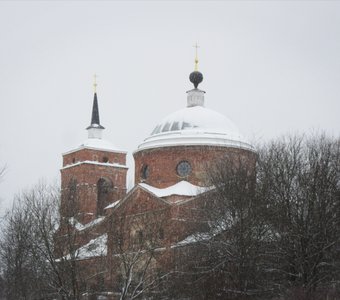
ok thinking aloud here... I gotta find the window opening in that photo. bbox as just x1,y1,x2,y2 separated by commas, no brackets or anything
141,165,150,180
97,178,113,216
176,161,192,177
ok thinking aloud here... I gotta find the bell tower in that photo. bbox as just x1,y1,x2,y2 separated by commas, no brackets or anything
60,82,127,224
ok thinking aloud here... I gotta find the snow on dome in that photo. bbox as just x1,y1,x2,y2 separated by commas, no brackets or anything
137,106,254,151
151,106,238,136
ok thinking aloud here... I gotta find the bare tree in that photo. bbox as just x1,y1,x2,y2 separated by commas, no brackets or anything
169,152,270,299
109,207,169,300
44,181,108,300
1,134,338,300
0,165,6,183
171,134,340,300
0,182,57,299
0,181,109,300
257,135,340,299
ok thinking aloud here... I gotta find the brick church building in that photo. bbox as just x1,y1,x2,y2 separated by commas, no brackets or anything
57,61,255,298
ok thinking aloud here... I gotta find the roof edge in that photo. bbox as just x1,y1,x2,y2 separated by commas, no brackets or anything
133,138,256,155
63,144,128,156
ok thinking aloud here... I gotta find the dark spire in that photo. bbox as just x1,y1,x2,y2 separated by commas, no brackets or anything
86,92,105,130
90,93,100,125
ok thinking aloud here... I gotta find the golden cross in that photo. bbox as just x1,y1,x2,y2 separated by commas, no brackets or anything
93,74,98,93
193,42,200,71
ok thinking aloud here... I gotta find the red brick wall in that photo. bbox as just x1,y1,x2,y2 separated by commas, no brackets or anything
61,148,127,223
58,144,256,297
63,148,126,166
134,145,255,188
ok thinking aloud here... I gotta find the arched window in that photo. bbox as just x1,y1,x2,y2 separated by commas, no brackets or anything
65,178,77,217
97,177,113,216
69,178,77,197
141,165,149,180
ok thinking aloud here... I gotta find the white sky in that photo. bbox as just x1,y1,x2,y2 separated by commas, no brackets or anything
0,1,339,211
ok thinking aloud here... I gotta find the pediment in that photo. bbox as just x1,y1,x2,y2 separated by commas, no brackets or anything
110,185,171,216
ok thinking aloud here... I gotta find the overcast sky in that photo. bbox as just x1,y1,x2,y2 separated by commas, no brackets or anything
0,1,339,212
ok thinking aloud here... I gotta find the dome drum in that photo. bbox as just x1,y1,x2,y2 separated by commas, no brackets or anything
133,145,256,188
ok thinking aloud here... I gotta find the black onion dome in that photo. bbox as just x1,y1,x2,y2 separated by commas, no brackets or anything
189,71,203,89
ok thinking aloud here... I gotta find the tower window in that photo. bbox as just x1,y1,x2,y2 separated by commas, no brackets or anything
176,161,192,177
64,178,77,217
97,177,113,216
141,165,150,180
68,179,77,201
102,156,109,163
72,158,76,164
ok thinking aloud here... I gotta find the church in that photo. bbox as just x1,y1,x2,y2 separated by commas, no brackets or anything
57,56,256,299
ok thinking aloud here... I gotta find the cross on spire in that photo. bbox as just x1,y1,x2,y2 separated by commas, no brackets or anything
93,74,98,93
87,74,105,131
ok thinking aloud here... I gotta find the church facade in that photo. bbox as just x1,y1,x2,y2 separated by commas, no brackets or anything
57,63,255,299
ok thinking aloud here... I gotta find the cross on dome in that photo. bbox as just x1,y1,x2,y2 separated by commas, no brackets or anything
189,43,203,89
193,42,199,71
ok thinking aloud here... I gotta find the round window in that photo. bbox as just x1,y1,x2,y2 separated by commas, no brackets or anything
176,161,192,177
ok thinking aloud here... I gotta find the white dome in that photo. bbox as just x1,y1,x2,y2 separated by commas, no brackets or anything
137,105,254,151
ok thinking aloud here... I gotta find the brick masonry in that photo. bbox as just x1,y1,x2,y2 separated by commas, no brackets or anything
134,145,256,188
58,142,256,299
61,147,127,224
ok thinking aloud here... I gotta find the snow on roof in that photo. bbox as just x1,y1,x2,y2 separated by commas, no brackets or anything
60,234,107,261
80,138,123,151
137,106,254,152
171,218,229,248
104,199,120,210
139,180,210,198
63,138,127,155
68,216,105,231
61,160,127,170
171,233,211,248
76,234,107,259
